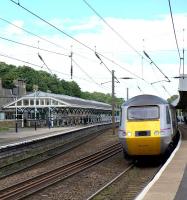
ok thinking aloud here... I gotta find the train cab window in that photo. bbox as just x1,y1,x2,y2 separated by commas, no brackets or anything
166,106,171,124
128,106,159,120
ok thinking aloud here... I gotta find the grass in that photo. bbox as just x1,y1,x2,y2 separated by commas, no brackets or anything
0,127,9,132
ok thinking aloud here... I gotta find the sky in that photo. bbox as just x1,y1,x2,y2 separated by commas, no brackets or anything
0,0,187,100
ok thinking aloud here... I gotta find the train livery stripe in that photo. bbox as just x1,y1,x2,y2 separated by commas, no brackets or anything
125,120,161,155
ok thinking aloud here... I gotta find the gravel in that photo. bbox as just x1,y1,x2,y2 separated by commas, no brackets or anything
0,128,130,199
92,164,161,200
27,152,130,200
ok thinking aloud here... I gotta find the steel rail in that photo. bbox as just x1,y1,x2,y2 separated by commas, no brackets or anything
86,163,134,200
0,143,122,200
0,123,119,179
0,127,107,179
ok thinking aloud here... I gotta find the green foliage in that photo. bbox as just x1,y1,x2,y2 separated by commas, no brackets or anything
0,127,9,132
81,91,124,106
167,94,178,103
0,61,123,105
0,62,17,88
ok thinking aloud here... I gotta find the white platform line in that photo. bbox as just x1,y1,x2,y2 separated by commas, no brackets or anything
135,132,182,200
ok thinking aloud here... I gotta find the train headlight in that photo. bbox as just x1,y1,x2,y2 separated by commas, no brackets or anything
127,132,132,137
154,131,159,136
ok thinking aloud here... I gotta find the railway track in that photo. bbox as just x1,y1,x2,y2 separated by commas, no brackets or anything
0,143,122,200
0,128,105,179
86,132,180,200
87,164,134,200
0,124,115,179
87,161,162,200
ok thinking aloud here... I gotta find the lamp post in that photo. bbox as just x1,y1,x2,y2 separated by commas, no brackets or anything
126,87,129,101
120,77,134,101
34,89,37,131
101,71,116,135
15,96,18,133
112,70,115,135
33,85,38,131
101,76,134,134
12,85,18,133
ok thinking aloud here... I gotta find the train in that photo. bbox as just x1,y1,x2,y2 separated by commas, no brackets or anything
118,94,178,159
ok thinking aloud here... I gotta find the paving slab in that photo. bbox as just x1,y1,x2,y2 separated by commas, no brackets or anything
136,124,187,200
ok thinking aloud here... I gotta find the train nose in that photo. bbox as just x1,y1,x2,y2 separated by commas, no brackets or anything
125,120,161,155
126,136,161,155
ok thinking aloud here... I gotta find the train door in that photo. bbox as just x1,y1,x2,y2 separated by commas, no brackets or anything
166,106,173,135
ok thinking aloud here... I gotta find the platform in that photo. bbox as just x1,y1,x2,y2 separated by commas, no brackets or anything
0,126,86,149
136,124,187,200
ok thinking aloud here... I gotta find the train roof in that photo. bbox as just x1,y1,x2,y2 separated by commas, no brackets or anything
122,94,168,107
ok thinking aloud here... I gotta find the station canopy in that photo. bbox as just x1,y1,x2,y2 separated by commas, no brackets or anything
172,75,187,109
3,91,112,111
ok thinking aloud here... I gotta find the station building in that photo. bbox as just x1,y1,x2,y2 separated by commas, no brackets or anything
0,78,118,128
172,74,187,123
0,79,26,124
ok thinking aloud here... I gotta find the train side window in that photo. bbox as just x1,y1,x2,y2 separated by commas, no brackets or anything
166,106,171,124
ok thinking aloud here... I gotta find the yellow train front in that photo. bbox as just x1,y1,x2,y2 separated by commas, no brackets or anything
118,94,178,158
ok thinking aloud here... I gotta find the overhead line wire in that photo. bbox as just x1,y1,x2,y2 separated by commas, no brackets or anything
95,51,111,73
3,14,179,80
162,85,171,97
72,59,99,86
0,17,112,90
0,17,68,51
72,59,110,90
10,0,114,76
0,16,105,66
82,0,151,62
82,0,173,87
0,52,109,86
0,52,45,69
143,51,170,82
0,52,73,77
168,0,181,59
9,0,95,55
9,0,150,84
0,35,68,57
0,52,69,78
94,51,120,83
37,52,53,74
168,0,182,73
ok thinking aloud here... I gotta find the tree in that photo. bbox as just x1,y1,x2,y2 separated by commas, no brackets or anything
0,63,18,88
81,91,123,106
167,95,178,103
68,81,82,97
0,61,123,105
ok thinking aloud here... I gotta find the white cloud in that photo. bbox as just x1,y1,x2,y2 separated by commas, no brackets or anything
68,16,102,31
0,14,187,99
5,20,24,36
